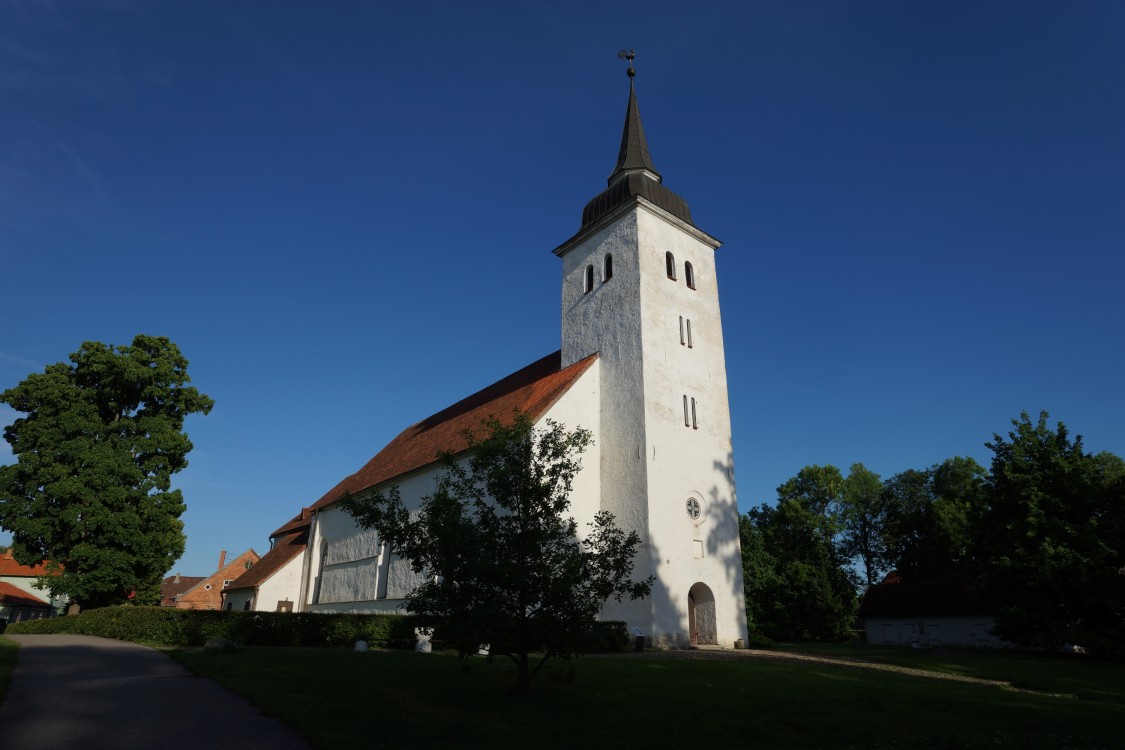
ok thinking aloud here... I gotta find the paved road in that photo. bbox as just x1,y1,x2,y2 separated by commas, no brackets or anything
0,634,309,750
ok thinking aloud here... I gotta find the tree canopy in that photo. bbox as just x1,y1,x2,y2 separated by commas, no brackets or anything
341,414,651,693
978,411,1125,655
0,335,213,610
742,465,856,642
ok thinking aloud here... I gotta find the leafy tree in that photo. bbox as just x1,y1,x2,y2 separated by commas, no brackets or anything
741,465,856,642
979,411,1125,655
340,414,652,694
0,336,213,610
882,457,984,583
839,462,886,588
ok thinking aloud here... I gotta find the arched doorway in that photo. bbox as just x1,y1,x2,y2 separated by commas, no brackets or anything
688,582,717,645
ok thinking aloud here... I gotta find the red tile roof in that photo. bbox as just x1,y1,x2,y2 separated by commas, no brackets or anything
0,549,58,577
271,507,312,538
310,351,598,511
225,530,308,592
0,581,49,607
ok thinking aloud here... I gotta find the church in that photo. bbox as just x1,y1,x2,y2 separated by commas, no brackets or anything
225,62,749,648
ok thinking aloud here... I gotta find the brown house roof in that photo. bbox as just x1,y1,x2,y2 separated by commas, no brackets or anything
857,580,980,619
0,581,49,608
225,530,308,593
271,507,313,538
160,575,206,607
310,350,598,511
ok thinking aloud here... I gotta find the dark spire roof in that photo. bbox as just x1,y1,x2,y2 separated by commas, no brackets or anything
579,68,694,231
610,79,660,182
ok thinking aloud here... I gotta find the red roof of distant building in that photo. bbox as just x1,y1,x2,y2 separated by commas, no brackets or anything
160,575,206,607
0,549,58,577
0,581,50,608
310,351,598,510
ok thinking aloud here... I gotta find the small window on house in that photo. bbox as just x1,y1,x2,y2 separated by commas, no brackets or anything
686,319,693,348
244,560,253,570
685,262,696,290
691,397,698,430
679,316,685,346
603,254,613,281
666,252,676,280
683,395,690,426
243,599,252,611
584,264,594,293
204,583,212,591
224,601,231,610
223,580,231,588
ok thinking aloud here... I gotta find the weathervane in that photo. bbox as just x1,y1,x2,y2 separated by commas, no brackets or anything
617,49,636,79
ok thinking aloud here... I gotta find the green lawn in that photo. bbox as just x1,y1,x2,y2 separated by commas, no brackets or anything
774,642,1125,704
171,647,1125,750
0,637,18,705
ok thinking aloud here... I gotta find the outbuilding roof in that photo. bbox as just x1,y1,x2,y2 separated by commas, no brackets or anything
857,579,981,618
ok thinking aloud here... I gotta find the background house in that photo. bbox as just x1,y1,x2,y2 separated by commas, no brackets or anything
0,548,65,622
858,574,1010,648
173,549,259,610
160,573,206,607
223,510,309,612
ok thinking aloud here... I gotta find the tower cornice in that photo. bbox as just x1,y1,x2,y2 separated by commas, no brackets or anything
552,196,720,258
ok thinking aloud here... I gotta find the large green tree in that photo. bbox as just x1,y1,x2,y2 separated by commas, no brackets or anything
341,414,651,694
978,411,1125,655
0,335,213,610
882,456,984,583
839,462,886,587
742,464,856,642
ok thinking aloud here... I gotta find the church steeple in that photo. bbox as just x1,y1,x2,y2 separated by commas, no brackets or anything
568,53,697,239
609,76,661,185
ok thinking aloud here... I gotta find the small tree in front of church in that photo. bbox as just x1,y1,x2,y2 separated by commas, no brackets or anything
340,413,652,694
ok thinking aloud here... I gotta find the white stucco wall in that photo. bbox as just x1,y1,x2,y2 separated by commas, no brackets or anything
253,553,305,611
864,616,1011,649
222,588,253,611
0,575,52,601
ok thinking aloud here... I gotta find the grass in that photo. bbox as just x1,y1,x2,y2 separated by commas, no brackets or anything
774,642,1125,704
171,647,1125,749
0,637,18,705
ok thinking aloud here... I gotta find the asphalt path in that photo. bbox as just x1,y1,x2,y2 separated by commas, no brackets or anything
0,634,309,750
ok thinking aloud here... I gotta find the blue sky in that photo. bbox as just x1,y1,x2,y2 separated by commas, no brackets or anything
2,1,1123,576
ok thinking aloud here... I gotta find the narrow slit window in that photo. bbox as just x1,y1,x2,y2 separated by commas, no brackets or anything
691,397,698,429
603,253,613,281
685,262,696,290
683,395,690,426
584,264,594,293
686,319,693,348
679,316,685,345
666,252,676,280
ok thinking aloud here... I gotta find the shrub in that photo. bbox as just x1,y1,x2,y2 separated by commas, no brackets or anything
744,632,774,649
4,606,419,649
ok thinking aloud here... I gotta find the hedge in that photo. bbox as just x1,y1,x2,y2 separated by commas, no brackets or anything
5,606,419,648
5,607,631,653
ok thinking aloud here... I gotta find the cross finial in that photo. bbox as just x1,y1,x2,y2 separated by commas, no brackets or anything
617,49,636,79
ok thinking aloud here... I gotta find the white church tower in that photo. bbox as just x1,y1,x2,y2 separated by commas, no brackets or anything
553,57,748,647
